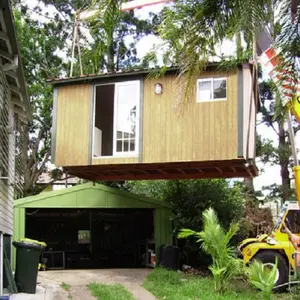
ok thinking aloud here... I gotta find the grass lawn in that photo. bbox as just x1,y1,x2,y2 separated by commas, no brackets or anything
88,282,134,300
143,268,293,300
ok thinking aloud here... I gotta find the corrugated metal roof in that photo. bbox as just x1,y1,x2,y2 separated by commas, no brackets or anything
47,61,233,85
14,182,171,208
47,66,181,85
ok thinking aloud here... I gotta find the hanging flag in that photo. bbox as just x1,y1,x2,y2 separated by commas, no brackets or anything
258,46,300,107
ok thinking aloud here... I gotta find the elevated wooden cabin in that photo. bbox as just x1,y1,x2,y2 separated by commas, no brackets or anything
48,64,258,181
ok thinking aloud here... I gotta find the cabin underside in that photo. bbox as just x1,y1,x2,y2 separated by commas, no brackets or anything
64,159,258,181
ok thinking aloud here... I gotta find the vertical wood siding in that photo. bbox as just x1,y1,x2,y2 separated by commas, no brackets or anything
55,69,240,167
55,84,91,166
142,70,238,163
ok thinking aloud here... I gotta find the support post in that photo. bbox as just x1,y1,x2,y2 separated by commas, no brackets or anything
287,110,298,165
70,17,78,77
287,110,300,207
76,30,83,76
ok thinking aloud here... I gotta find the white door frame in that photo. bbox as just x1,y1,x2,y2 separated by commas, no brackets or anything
113,80,140,157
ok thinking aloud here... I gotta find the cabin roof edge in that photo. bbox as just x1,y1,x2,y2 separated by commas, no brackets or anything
48,61,253,86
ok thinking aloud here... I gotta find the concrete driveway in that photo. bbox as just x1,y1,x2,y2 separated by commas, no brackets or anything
39,269,155,300
10,269,155,300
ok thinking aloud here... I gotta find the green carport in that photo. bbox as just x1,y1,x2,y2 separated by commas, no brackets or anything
13,182,173,270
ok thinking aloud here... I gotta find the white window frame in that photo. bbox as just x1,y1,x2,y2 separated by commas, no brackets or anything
113,80,140,157
196,77,227,103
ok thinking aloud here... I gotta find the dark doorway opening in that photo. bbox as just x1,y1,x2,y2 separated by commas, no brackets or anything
26,208,154,269
94,84,114,157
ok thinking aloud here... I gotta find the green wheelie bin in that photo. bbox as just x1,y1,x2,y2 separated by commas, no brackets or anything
13,238,46,294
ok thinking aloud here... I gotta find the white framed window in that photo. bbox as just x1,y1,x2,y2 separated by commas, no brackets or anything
196,77,227,102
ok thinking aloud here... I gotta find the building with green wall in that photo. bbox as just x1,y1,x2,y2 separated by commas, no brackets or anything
13,182,173,270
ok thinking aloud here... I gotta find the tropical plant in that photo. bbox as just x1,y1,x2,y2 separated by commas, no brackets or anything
158,0,270,108
248,258,278,300
158,0,299,107
69,0,158,74
178,207,245,291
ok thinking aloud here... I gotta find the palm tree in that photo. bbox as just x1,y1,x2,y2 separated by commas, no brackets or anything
158,0,299,110
76,0,156,73
178,207,244,291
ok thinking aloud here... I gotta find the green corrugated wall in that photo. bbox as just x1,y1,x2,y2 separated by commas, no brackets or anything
155,208,173,263
12,208,25,270
12,183,173,270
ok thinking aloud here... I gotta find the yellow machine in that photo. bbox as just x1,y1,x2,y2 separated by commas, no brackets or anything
237,94,300,288
237,201,300,287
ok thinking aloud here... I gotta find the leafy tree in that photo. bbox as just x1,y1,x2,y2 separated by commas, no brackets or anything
37,0,159,74
80,0,159,73
13,7,67,195
125,179,244,231
125,179,244,267
258,79,298,202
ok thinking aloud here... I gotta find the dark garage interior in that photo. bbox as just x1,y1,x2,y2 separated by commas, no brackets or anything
26,208,155,269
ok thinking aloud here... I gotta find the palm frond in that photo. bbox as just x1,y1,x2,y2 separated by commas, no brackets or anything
177,228,199,239
158,0,271,112
248,258,278,299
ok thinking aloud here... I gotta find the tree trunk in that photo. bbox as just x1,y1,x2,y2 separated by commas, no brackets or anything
106,29,115,72
279,123,290,202
244,177,256,201
236,32,243,60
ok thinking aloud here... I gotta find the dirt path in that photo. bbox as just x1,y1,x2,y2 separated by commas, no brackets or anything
38,269,156,300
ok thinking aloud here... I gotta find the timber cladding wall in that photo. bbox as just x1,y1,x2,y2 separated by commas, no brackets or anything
55,84,91,166
92,157,138,165
142,70,238,163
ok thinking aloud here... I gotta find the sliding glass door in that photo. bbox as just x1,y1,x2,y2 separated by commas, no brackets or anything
113,81,140,156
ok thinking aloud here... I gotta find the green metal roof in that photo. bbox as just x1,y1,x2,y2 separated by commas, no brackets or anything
14,182,171,209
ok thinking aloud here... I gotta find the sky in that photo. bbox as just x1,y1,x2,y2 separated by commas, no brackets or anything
23,0,300,197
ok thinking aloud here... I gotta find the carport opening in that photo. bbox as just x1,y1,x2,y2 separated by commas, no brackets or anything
26,208,155,269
